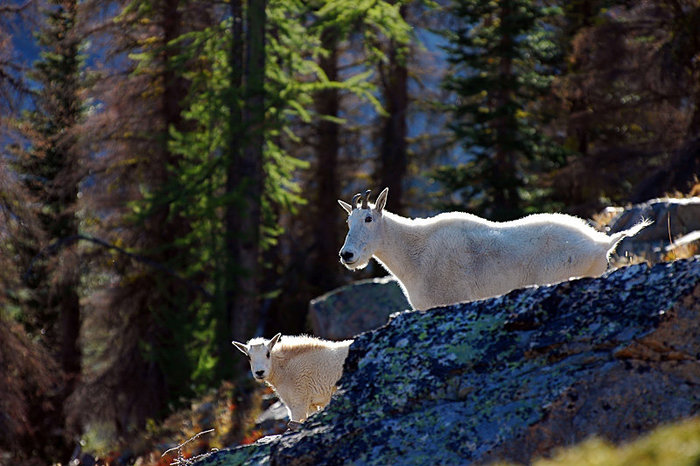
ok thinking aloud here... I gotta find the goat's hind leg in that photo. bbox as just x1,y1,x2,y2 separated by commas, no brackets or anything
583,256,609,278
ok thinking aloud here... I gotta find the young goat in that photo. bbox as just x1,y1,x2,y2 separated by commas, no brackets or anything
339,188,652,311
232,333,353,428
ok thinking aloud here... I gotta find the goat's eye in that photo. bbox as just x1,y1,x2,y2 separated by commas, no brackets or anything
365,216,372,223
266,351,270,359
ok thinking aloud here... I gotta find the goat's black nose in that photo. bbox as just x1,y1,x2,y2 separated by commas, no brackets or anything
255,370,264,378
340,251,354,261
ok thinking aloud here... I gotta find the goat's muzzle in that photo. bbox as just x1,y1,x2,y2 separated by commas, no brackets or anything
340,251,355,263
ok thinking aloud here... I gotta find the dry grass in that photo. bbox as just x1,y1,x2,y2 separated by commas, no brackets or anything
537,416,700,466
492,416,700,466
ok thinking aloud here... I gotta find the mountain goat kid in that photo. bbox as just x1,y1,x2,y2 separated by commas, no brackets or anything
232,333,353,428
339,188,652,311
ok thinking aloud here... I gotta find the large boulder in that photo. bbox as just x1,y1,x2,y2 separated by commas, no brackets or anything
605,197,700,260
198,257,700,465
308,276,410,340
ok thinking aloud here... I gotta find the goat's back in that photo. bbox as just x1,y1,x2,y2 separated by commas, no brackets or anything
272,337,351,382
403,212,613,308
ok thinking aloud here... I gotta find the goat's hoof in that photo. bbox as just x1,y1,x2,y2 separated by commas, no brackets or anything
287,420,303,431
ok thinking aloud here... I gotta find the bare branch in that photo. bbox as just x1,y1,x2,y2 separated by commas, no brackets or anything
162,429,217,465
0,1,32,14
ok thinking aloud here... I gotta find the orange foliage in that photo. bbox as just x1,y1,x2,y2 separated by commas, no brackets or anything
241,430,264,445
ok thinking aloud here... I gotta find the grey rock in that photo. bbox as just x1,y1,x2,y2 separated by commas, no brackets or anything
254,401,288,436
197,257,700,465
606,197,700,259
308,276,410,340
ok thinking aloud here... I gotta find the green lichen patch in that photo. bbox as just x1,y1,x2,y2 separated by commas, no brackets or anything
196,257,700,465
195,435,277,466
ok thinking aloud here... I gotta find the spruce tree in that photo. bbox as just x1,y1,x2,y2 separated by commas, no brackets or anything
437,0,563,220
376,4,410,214
14,0,85,458
67,0,213,438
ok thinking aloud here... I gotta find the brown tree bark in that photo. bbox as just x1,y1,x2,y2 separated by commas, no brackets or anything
378,5,408,214
226,0,266,353
311,27,341,291
379,44,408,214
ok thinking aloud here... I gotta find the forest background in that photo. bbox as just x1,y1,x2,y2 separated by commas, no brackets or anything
0,0,698,463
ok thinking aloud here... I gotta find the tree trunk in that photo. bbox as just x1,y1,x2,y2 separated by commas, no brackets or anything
492,1,520,219
57,210,81,388
57,0,82,393
311,27,341,292
226,0,266,354
225,0,243,350
689,97,700,138
378,23,408,215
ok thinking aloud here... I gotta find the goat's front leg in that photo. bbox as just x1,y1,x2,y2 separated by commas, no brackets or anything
286,400,309,429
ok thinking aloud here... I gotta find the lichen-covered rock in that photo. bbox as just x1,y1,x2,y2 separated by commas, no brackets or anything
606,197,700,260
197,257,700,465
308,276,409,340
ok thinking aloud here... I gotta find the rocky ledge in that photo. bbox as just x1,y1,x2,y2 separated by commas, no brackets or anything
198,257,700,465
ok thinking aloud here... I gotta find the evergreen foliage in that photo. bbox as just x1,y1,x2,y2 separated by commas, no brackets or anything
16,0,84,340
9,0,86,459
160,0,413,373
1,0,699,462
437,0,565,220
548,1,700,213
62,0,214,439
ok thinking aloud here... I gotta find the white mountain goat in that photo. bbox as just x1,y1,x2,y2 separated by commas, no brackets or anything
232,333,353,427
338,188,652,311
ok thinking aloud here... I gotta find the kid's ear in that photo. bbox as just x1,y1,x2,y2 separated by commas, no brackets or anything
338,199,352,214
232,341,249,356
268,332,282,350
375,187,389,213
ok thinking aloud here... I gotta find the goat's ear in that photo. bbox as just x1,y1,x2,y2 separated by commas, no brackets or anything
375,187,389,213
232,341,249,356
268,332,282,350
338,199,352,214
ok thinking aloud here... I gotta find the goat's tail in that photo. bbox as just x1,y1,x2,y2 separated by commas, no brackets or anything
606,218,653,253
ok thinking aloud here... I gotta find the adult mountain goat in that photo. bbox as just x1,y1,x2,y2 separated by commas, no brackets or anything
338,188,651,311
232,334,353,427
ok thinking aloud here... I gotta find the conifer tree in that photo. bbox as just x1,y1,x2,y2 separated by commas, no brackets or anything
226,0,267,359
549,0,700,212
13,0,85,458
377,4,409,214
67,0,216,438
437,0,563,220
166,0,413,348
301,0,412,296
309,24,342,293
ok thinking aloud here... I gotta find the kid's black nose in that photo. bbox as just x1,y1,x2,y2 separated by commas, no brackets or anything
255,370,264,378
340,251,354,261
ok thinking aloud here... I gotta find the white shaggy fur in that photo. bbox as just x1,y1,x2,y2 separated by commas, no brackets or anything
232,333,353,425
339,188,652,311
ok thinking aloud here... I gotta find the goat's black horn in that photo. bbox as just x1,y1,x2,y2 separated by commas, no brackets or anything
361,189,371,209
351,193,361,209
